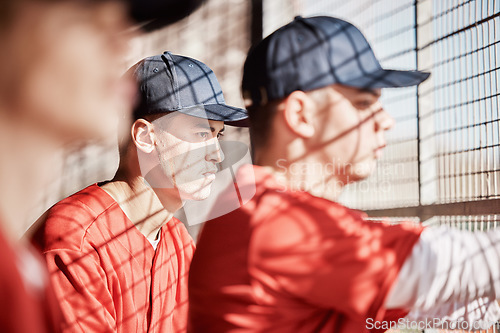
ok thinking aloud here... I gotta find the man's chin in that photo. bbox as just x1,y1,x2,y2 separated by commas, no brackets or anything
179,183,213,201
346,162,376,183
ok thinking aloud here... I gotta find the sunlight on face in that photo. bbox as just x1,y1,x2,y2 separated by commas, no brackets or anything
311,84,394,184
152,112,225,200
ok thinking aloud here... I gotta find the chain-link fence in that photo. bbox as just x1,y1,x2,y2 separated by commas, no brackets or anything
260,0,499,332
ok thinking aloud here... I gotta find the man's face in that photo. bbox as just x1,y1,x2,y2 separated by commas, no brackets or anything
311,84,394,184
152,112,225,201
0,0,135,144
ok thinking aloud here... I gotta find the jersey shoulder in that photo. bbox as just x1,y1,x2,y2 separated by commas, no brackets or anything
254,188,360,226
31,184,117,252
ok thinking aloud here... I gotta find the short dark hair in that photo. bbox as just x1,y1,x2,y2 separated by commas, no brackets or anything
246,99,281,149
0,0,14,29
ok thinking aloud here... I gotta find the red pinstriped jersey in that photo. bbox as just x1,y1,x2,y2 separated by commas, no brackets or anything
31,184,195,333
189,165,422,332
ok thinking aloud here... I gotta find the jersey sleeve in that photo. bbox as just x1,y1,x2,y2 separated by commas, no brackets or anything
248,197,422,322
387,226,500,312
43,248,116,333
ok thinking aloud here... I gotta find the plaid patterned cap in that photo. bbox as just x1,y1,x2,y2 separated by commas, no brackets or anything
242,16,430,107
131,52,248,126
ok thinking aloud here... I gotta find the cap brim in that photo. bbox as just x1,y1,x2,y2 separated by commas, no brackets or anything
127,0,205,32
180,104,249,127
343,69,430,89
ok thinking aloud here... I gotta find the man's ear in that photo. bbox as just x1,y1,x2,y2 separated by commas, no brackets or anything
131,119,155,153
282,90,315,138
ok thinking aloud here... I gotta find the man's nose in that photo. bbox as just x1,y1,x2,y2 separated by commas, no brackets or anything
205,138,224,163
374,105,395,132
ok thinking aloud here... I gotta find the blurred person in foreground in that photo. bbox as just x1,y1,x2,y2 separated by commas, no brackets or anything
188,16,500,332
31,52,248,332
0,0,202,332
0,1,134,332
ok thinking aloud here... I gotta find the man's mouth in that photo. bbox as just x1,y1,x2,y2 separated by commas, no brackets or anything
202,171,217,181
374,144,386,159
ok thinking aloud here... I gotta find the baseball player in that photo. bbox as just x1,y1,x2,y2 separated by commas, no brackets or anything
30,52,248,332
0,1,135,332
188,16,500,332
0,0,203,332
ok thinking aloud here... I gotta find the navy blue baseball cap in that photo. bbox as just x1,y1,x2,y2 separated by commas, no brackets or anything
131,52,248,126
127,0,205,31
242,16,430,106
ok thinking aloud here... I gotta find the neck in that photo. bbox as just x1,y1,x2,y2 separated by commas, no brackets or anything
256,140,345,201
102,171,183,240
0,112,63,239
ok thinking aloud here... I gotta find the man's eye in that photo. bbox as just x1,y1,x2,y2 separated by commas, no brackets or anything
355,100,373,109
217,132,224,139
197,132,209,139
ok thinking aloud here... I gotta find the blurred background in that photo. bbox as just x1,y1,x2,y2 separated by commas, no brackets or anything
28,0,499,267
